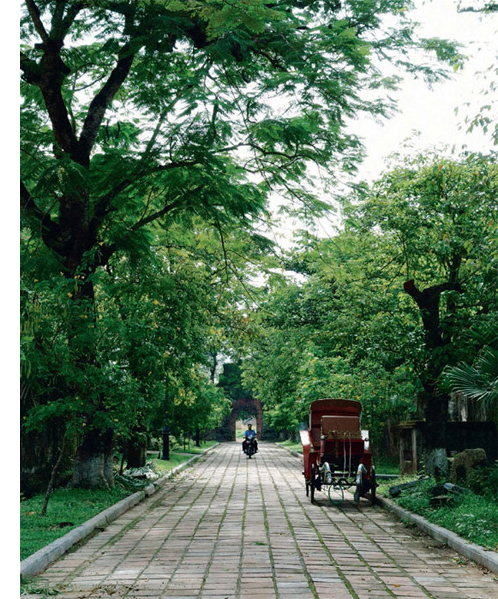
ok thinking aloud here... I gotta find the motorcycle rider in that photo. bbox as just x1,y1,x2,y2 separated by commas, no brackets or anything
242,423,258,453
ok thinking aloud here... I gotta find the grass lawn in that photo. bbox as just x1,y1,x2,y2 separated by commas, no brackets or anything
379,473,498,551
20,486,131,562
276,440,302,453
20,442,217,561
373,458,400,475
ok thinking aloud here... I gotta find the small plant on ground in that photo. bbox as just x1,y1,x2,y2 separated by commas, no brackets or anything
466,465,498,500
439,497,498,549
20,580,61,596
393,478,435,515
387,475,498,551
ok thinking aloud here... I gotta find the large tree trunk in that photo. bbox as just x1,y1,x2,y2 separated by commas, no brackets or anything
404,279,461,479
21,4,137,491
125,428,147,469
418,389,450,479
71,429,114,489
66,279,115,488
126,444,147,469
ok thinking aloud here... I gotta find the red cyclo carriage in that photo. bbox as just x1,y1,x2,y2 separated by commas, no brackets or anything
300,399,377,505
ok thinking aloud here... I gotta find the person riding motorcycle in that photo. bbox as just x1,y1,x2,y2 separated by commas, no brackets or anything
242,423,258,454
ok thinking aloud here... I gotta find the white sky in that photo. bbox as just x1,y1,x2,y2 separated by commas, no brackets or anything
291,0,498,242
352,0,498,182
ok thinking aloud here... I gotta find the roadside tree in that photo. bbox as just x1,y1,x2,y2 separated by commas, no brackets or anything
344,152,498,475
21,0,460,486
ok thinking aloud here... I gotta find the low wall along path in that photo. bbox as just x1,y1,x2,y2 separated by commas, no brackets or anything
23,443,498,598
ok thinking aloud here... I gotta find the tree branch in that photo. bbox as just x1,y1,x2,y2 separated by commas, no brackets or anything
214,216,230,284
142,109,169,159
130,197,185,232
24,2,138,165
92,194,185,270
403,278,463,350
21,180,59,241
403,279,461,302
22,2,82,156
77,38,137,163
50,1,84,43
25,0,50,44
89,159,199,237
20,50,42,84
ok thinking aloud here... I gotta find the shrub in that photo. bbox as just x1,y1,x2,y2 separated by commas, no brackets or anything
466,465,498,502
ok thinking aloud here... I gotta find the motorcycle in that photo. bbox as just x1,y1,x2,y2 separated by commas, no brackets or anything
244,437,257,458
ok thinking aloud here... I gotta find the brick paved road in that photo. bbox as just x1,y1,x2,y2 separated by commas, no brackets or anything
25,442,498,599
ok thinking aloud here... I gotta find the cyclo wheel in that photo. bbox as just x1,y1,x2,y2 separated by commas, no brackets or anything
310,464,316,504
354,477,362,504
370,466,377,505
328,481,344,505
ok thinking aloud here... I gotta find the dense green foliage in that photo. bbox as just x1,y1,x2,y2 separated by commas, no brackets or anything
20,0,465,487
21,218,248,467
241,153,498,457
441,347,498,413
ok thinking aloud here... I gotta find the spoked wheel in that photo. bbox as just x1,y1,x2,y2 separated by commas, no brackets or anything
310,464,316,504
354,478,363,504
370,466,377,505
328,482,344,505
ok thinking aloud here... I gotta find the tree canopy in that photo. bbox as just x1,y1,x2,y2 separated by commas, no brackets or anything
21,0,461,274
21,0,467,488
240,152,498,467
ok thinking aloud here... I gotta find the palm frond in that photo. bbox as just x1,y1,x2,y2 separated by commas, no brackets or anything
442,346,498,409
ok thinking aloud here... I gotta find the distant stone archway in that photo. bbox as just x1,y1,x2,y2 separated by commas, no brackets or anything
228,397,263,441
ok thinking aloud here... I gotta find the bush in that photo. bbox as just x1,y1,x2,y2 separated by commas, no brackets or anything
394,478,434,516
466,465,498,501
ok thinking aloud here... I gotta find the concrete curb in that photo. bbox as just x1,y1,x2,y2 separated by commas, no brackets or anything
21,444,218,580
376,495,498,575
279,444,498,575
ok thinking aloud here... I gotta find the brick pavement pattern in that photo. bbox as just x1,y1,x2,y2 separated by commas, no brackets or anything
25,443,498,599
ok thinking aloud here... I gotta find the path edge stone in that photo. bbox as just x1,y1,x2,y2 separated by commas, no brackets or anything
20,444,218,580
375,495,498,574
279,443,498,575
